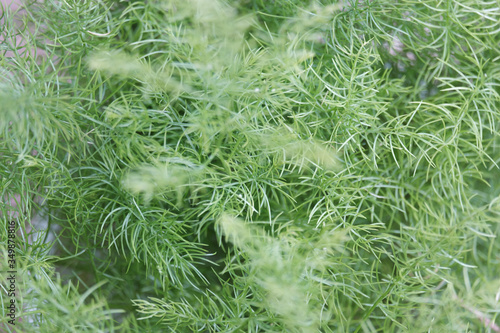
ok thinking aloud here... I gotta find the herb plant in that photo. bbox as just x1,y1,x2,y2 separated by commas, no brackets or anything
1,0,499,332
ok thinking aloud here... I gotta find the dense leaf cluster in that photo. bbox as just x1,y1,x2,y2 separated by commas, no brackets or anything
1,0,499,332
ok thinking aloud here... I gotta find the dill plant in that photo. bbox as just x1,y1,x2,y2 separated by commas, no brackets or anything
1,0,499,332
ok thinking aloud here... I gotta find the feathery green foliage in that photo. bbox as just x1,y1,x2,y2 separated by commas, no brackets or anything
1,0,499,331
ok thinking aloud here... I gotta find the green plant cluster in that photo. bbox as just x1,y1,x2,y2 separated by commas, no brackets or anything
1,0,499,332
